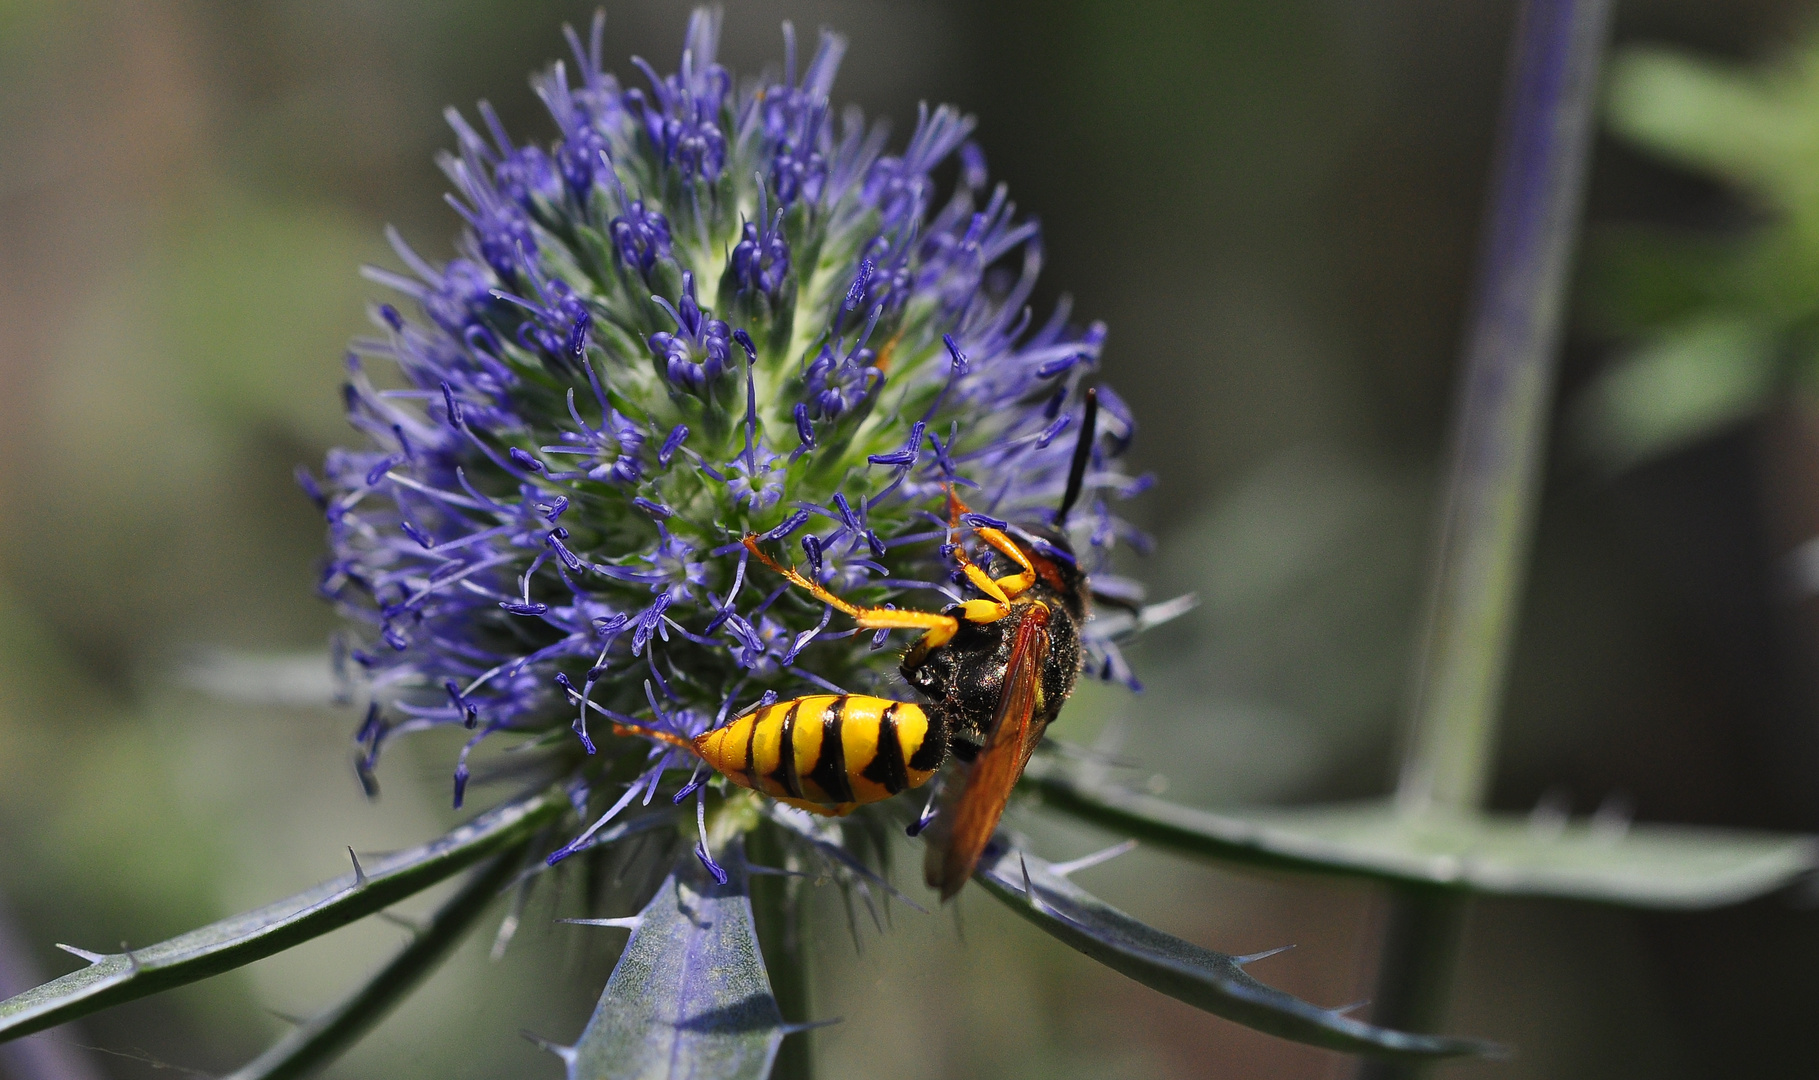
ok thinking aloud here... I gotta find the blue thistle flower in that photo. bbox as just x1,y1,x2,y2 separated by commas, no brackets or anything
312,7,1147,843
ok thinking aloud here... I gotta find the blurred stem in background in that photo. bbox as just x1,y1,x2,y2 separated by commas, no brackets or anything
748,821,813,1080
1364,0,1613,1074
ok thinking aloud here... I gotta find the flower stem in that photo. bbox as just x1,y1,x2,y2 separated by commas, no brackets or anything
748,819,814,1080
1397,0,1613,819
1364,0,1613,1072
1355,890,1468,1080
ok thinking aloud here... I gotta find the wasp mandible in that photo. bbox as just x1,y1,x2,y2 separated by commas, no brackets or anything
618,390,1102,899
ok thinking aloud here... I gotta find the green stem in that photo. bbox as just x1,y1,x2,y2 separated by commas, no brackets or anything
1365,0,1613,1072
1356,891,1469,1080
1396,0,1613,817
747,820,813,1080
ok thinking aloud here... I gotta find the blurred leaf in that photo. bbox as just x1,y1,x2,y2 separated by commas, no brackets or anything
1581,38,1819,473
1578,227,1748,336
1605,45,1819,204
0,786,564,1045
1026,758,1819,908
1572,316,1779,472
225,846,525,1080
974,844,1501,1059
562,843,787,1080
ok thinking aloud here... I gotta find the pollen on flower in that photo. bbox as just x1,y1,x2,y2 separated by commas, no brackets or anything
315,7,1150,827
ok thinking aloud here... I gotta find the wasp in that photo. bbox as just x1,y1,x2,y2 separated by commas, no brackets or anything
619,391,1101,899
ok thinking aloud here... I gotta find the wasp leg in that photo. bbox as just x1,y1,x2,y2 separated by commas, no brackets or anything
944,537,1013,624
742,535,960,648
609,720,699,753
944,487,1037,623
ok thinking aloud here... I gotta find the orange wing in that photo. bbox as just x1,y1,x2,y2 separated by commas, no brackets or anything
924,603,1051,900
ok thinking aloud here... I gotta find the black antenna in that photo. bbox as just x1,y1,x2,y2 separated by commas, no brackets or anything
1055,387,1098,527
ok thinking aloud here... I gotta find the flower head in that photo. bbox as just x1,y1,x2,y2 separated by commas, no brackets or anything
311,8,1148,846
648,271,732,391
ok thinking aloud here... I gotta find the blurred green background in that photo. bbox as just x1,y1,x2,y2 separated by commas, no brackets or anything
5,1,1819,1077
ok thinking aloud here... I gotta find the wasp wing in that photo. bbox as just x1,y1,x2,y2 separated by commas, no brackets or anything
925,604,1051,901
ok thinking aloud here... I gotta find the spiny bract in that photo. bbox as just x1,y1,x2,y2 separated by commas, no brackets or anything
305,10,1149,858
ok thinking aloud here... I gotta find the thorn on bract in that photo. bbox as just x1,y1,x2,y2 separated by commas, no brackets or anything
1047,838,1138,878
348,847,369,887
1234,944,1296,966
1017,854,1051,915
56,943,107,965
1591,790,1635,843
378,910,427,935
1527,786,1570,840
520,1030,576,1064
559,916,643,930
356,761,380,800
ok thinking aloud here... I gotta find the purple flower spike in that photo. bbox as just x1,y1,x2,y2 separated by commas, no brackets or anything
315,5,1150,880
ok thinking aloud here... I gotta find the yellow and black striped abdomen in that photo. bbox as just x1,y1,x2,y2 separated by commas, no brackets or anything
694,695,941,813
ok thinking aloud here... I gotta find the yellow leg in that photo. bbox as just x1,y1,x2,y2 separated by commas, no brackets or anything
944,487,1036,622
742,535,960,647
610,721,697,753
947,546,1012,624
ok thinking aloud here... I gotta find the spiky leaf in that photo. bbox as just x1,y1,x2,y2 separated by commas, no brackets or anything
1026,759,1818,907
974,845,1501,1059
224,847,527,1080
563,842,786,1080
0,786,564,1044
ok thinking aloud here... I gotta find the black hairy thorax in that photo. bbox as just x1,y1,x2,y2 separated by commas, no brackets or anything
898,539,1088,762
